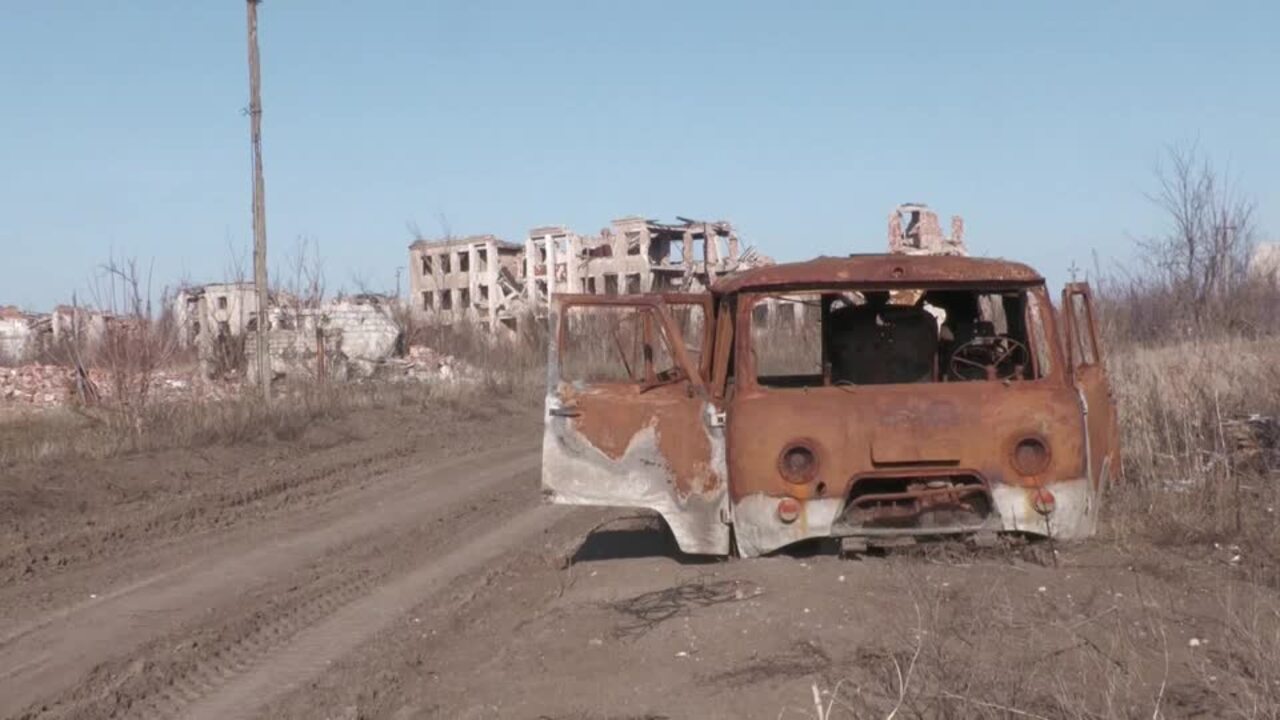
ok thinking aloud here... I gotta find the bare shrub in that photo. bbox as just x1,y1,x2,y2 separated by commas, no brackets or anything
1095,143,1275,344
89,258,178,439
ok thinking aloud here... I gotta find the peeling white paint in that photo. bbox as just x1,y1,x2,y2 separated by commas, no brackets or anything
993,477,1095,540
541,394,730,555
732,495,843,558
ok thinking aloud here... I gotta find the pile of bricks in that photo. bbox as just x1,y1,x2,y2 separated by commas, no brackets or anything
388,345,477,383
0,365,239,408
0,365,100,406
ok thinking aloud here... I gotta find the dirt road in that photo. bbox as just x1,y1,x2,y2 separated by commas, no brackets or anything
2,401,1274,719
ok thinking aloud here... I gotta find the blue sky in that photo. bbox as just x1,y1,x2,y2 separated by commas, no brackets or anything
2,1,1277,310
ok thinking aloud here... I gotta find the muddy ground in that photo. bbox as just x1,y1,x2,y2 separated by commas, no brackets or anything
1,399,1276,720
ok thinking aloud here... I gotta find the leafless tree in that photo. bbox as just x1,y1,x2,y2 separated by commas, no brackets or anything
91,256,177,438
1139,143,1257,328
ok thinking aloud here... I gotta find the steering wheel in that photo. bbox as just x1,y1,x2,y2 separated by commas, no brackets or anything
949,335,1029,381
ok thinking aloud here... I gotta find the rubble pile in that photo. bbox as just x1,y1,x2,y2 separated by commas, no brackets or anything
384,345,479,383
0,365,92,405
0,365,240,409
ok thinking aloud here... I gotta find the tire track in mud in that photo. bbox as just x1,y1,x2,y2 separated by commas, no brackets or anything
3,430,502,591
0,444,542,718
172,505,567,720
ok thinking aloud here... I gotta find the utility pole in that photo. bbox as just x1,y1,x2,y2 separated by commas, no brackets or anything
246,0,270,402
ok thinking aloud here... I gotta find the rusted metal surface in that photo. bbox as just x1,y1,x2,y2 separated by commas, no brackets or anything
710,254,1042,295
541,293,730,554
542,250,1119,558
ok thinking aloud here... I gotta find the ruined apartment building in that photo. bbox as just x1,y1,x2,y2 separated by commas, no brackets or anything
409,217,764,331
408,235,525,331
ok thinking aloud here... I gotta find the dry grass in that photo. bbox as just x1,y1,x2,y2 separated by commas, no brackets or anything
1103,336,1280,583
794,564,1280,720
0,379,526,466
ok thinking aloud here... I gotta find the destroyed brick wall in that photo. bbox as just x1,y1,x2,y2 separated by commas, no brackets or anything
242,296,402,381
888,203,967,256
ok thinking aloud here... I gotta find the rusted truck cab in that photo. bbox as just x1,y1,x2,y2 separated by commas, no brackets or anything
542,255,1119,557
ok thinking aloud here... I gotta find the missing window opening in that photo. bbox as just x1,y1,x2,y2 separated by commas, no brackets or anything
750,287,1046,388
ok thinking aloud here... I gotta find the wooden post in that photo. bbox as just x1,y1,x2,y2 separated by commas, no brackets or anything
246,0,271,402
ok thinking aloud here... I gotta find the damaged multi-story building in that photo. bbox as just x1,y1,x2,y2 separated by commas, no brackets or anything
408,216,771,332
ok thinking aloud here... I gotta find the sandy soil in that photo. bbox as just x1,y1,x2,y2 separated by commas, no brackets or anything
1,401,1275,719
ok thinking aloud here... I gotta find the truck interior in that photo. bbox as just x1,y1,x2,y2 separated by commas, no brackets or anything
750,286,1053,388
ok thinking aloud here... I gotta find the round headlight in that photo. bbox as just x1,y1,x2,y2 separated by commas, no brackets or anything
1012,436,1051,476
778,443,818,483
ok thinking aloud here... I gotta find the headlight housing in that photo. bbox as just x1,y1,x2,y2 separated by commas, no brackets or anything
1011,436,1051,476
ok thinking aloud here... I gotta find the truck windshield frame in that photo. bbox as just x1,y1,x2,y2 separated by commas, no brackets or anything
738,283,1060,390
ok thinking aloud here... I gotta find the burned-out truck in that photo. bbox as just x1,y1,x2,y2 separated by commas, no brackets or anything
541,251,1120,557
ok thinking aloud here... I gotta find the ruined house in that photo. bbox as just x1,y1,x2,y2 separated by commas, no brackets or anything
0,305,109,363
173,282,261,350
242,293,401,381
409,217,770,332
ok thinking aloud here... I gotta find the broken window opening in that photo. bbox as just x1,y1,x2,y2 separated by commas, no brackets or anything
217,296,228,310
458,252,470,273
668,240,686,265
585,277,598,295
1026,292,1053,377
440,291,454,311
476,248,488,273
421,255,434,276
441,254,452,274
479,285,490,302
666,303,707,375
459,288,471,308
749,287,1046,388
603,274,619,295
649,239,669,265
560,306,681,385
422,291,434,311
624,274,641,295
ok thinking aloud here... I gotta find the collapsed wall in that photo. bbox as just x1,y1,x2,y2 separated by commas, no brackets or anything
888,203,967,256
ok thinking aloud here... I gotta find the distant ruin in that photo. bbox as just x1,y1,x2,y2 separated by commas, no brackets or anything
888,203,967,257
408,217,772,332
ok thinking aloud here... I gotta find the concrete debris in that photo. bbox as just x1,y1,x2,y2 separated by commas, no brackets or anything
1224,413,1279,472
382,345,478,384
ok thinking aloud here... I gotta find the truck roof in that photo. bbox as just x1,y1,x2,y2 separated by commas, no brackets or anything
711,254,1044,294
